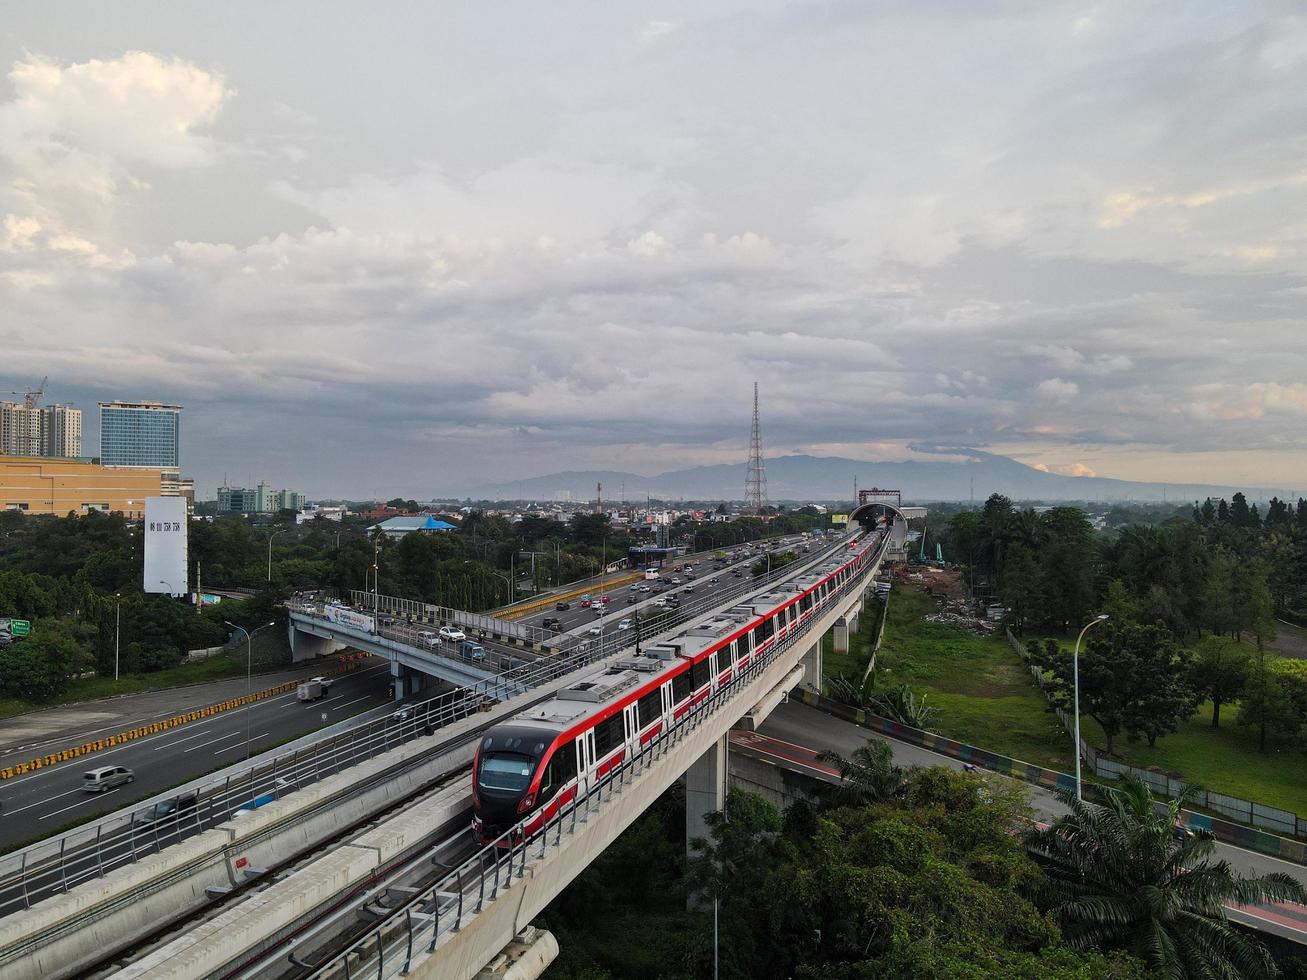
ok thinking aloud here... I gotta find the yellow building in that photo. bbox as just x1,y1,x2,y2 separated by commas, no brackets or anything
0,454,161,518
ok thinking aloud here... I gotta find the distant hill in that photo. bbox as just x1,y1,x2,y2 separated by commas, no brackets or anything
462,451,1291,504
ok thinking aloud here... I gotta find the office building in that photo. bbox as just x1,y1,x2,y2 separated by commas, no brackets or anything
216,482,306,514
0,456,160,518
0,402,82,458
99,401,181,469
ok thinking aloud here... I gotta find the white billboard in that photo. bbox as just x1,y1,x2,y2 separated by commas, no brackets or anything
144,496,188,596
324,605,375,633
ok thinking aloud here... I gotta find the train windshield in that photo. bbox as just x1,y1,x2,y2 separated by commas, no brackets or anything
478,752,534,792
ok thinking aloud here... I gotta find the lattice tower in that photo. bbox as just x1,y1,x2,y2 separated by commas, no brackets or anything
745,381,768,513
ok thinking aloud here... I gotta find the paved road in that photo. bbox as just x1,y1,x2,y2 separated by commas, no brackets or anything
0,661,342,760
757,699,1307,944
0,661,393,848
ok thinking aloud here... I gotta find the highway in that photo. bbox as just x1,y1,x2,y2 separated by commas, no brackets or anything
0,660,393,849
755,699,1307,946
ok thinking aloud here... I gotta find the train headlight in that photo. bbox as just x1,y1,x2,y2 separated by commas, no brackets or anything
517,791,536,813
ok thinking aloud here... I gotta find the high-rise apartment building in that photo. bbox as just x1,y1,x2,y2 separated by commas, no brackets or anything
99,401,181,469
216,483,305,514
0,402,82,458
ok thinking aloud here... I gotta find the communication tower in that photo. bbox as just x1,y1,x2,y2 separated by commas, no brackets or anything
745,382,768,514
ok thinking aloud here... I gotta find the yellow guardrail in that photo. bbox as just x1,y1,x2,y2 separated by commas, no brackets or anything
0,653,374,780
498,571,645,621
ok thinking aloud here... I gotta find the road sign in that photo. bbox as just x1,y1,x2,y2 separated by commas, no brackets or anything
10,620,30,637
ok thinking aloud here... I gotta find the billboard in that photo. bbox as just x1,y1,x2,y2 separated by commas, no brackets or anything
830,513,849,526
325,604,375,633
144,496,188,596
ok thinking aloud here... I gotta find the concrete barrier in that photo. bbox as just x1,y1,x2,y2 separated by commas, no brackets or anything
497,572,644,621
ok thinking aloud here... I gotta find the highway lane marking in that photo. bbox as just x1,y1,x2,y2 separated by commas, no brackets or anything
1,786,87,816
330,695,374,712
215,732,272,754
183,730,244,753
153,725,215,750
39,788,119,820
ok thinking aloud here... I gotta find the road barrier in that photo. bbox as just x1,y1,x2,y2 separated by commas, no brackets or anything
497,572,644,621
0,653,373,781
795,689,1307,867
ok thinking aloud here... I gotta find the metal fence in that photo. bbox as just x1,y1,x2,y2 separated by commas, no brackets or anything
1006,629,1307,840
307,545,883,980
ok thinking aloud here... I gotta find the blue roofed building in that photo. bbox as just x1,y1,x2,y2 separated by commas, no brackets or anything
367,515,458,538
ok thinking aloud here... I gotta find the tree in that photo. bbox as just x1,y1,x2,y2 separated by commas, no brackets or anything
1031,622,1197,753
0,627,80,699
1029,775,1307,979
814,738,907,808
1190,636,1249,729
1000,542,1041,634
1231,558,1275,652
1239,649,1300,752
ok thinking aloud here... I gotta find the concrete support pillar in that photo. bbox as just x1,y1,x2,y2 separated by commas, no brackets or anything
390,660,407,699
848,610,860,634
801,638,822,690
286,624,345,663
685,733,728,860
832,618,850,655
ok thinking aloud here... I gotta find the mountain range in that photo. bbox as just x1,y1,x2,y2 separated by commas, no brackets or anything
463,451,1295,505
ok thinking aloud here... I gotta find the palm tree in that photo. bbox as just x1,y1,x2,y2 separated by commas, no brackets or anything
815,738,907,808
1028,775,1307,979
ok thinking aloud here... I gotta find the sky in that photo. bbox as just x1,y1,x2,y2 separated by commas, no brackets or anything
1,1,1305,499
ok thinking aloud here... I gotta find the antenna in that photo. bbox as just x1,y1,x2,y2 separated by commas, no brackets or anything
745,382,768,514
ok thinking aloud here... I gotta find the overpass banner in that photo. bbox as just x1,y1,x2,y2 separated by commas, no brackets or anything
325,605,375,633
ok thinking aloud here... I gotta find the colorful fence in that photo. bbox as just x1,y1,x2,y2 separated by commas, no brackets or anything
0,652,372,781
795,688,1307,867
496,572,645,621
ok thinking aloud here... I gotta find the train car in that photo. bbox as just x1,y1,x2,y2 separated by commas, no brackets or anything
471,528,886,844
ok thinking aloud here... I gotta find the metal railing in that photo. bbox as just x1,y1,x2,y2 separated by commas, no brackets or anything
306,539,886,979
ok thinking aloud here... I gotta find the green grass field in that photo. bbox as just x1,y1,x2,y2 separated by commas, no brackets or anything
873,583,1307,817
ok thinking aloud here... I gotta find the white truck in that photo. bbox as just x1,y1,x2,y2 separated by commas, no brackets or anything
296,680,325,702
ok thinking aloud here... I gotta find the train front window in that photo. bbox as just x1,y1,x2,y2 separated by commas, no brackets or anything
478,752,534,792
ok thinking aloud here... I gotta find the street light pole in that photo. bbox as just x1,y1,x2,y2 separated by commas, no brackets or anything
372,535,380,620
114,593,121,681
1073,614,1109,800
267,529,286,582
225,620,277,761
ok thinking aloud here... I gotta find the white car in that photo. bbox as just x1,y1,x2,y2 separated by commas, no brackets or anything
617,619,632,631
309,675,334,692
438,625,466,642
416,630,441,648
653,597,668,607
588,625,603,635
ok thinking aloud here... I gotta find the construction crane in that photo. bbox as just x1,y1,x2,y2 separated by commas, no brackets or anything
8,376,48,409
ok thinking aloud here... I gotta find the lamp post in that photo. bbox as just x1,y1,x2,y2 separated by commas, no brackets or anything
1073,614,1109,800
267,529,286,582
114,593,122,681
372,535,380,620
225,620,277,761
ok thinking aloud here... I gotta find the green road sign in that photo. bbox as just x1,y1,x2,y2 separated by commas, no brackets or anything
10,620,30,636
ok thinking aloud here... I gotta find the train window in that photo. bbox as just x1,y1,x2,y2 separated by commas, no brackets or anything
690,658,709,690
545,740,577,789
672,668,692,704
478,752,533,792
637,691,661,729
593,714,623,757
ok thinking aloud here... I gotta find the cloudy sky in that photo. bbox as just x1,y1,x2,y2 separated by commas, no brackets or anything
1,2,1305,498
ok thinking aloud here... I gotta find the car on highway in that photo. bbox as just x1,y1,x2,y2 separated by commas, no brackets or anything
390,706,413,722
670,577,682,585
438,625,466,642
379,614,396,627
134,792,198,827
732,569,743,577
593,605,604,617
416,630,441,648
617,619,632,631
599,595,611,604
309,675,334,692
542,617,563,631
683,583,695,592
653,597,668,607
579,598,593,608
460,641,487,661
588,624,603,635
83,765,134,793
709,577,719,584
555,601,570,611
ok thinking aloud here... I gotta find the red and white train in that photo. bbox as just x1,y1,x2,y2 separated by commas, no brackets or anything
471,527,888,843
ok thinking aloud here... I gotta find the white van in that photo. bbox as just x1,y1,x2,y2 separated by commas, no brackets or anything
83,765,134,793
